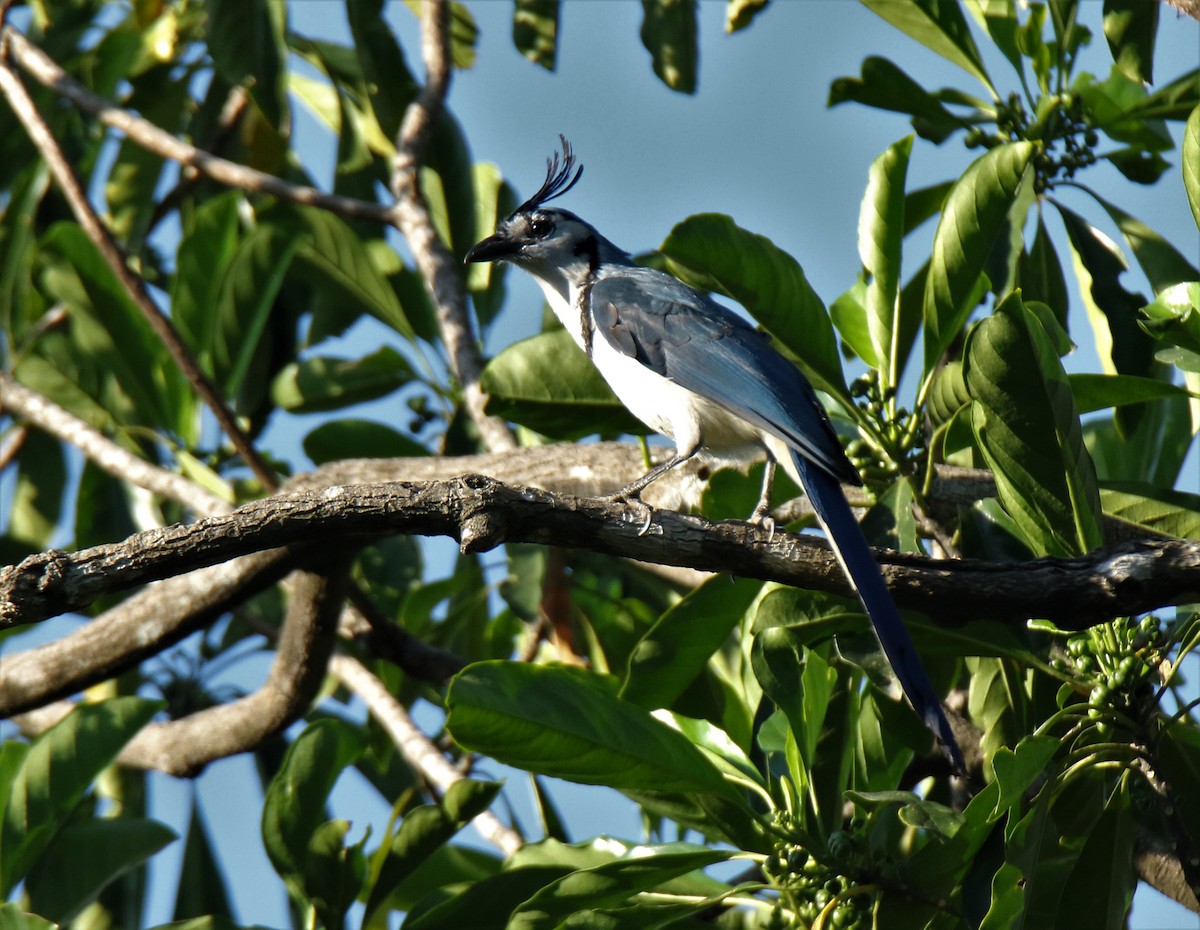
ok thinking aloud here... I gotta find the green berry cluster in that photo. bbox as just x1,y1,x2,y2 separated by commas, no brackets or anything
1053,615,1165,737
964,92,1098,193
847,371,922,479
763,825,876,929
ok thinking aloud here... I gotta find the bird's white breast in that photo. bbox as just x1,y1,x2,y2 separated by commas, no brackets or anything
535,276,763,462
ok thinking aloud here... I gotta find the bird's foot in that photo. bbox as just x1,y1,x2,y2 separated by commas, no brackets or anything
600,490,656,536
749,503,776,543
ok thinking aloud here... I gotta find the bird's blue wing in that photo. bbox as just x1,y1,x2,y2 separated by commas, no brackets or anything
588,269,860,486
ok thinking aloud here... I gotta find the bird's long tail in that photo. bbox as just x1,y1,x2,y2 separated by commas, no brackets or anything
788,449,965,773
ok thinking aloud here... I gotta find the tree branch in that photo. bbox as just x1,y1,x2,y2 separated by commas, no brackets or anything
0,548,297,717
329,654,521,856
0,27,394,225
0,372,230,519
0,31,278,490
388,0,516,453
4,475,1197,630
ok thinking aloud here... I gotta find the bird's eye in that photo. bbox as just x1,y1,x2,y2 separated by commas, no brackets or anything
528,216,552,237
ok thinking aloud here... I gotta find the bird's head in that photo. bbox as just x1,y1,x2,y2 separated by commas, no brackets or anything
465,136,626,275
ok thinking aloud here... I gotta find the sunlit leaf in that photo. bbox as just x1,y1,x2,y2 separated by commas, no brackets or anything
513,0,559,70
270,346,413,413
858,136,912,383
1100,482,1200,540
446,661,738,797
1102,0,1156,85
1186,104,1200,234
639,0,697,94
861,0,993,91
924,142,1033,372
965,292,1104,556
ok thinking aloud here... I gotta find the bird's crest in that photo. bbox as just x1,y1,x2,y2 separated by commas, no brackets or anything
515,135,584,215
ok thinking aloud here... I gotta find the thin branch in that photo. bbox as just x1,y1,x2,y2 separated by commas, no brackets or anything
0,372,230,519
4,475,1198,630
0,27,394,225
389,0,516,453
0,33,278,490
329,654,522,856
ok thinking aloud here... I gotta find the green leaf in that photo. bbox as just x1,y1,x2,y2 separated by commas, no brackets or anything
965,292,1104,556
24,817,177,924
0,904,56,930
923,143,1034,372
1186,104,1200,235
622,576,763,711
660,213,846,398
345,0,418,139
172,803,235,922
481,329,646,439
1059,203,1156,385
861,0,993,91
513,0,559,70
302,418,428,464
829,57,964,144
639,0,697,94
1088,192,1200,292
508,848,731,930
1068,373,1192,414
1100,482,1200,540
261,718,367,925
205,0,288,129
1,697,161,897
38,222,192,433
1102,0,1157,85
1018,213,1070,329
3,428,66,557
446,662,737,797
725,0,768,33
172,191,243,363
404,865,571,930
858,136,912,384
270,345,413,413
282,205,415,340
364,780,500,925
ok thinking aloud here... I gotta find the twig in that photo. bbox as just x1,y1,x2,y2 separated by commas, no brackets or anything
329,654,522,856
0,32,278,490
389,0,515,453
0,372,230,518
1,27,393,225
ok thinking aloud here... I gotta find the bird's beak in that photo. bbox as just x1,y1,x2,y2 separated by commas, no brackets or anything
464,234,516,264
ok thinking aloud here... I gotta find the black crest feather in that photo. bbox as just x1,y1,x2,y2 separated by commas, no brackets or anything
515,134,583,215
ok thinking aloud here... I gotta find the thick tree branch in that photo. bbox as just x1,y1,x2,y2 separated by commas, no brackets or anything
4,475,1197,630
0,548,298,717
329,654,521,856
389,0,516,453
0,32,277,490
13,562,346,777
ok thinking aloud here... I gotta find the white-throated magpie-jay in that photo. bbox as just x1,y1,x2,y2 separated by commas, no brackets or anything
466,139,963,773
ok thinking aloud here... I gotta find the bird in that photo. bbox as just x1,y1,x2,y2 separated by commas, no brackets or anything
465,137,964,773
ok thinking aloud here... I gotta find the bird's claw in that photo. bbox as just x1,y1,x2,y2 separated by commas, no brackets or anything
749,506,776,543
601,491,655,536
